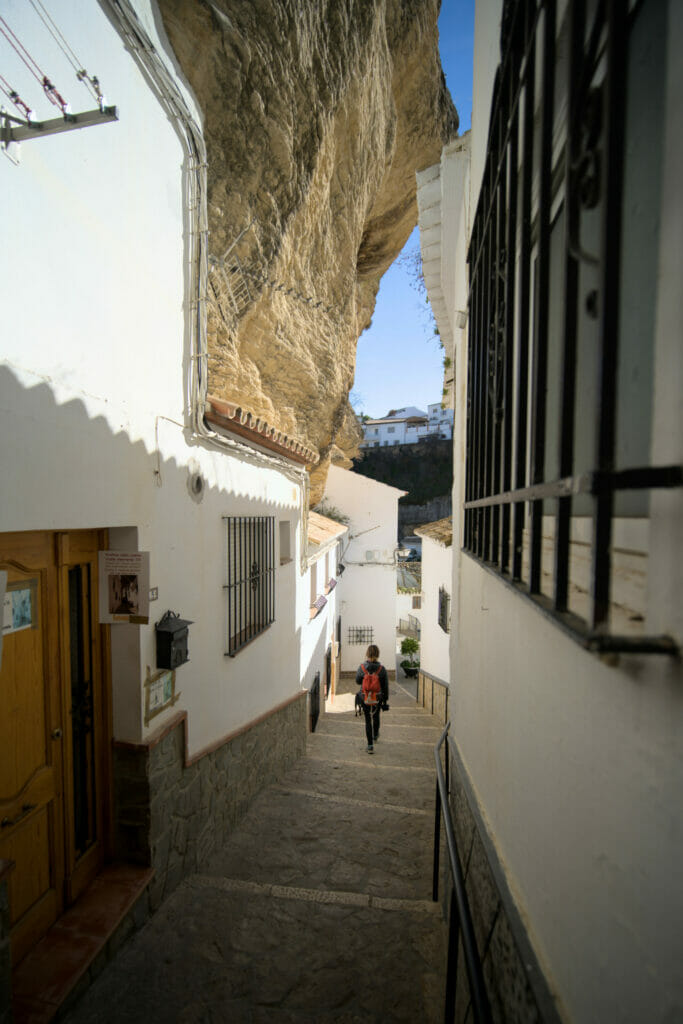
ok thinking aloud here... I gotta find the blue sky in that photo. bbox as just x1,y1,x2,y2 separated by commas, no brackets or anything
352,1,474,420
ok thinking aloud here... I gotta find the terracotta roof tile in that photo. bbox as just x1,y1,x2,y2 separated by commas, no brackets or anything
414,516,453,546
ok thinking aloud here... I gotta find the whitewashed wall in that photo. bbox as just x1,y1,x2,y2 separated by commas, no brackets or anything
415,534,451,685
418,0,683,1020
298,539,343,696
0,0,302,756
324,466,403,672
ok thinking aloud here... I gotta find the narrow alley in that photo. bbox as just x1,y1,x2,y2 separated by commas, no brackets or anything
62,676,447,1023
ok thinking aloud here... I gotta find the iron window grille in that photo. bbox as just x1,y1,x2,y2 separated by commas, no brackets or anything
223,516,275,656
438,588,451,634
347,626,374,645
464,0,681,655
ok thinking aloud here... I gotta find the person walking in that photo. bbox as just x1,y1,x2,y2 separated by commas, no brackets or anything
356,644,389,754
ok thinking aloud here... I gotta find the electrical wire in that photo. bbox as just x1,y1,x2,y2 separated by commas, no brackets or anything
0,73,32,119
0,14,68,113
27,0,103,107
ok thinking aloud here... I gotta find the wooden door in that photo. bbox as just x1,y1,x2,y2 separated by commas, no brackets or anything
0,533,64,964
0,530,109,964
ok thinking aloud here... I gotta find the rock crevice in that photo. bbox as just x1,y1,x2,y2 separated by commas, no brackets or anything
158,0,457,501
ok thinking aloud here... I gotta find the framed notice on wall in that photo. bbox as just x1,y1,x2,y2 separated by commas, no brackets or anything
144,666,179,726
98,551,150,624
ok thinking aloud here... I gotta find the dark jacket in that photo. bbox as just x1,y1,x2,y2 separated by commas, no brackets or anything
356,660,389,704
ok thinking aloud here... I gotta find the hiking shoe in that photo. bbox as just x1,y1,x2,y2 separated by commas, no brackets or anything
367,744,374,754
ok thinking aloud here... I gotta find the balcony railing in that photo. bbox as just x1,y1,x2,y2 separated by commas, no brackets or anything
397,617,420,640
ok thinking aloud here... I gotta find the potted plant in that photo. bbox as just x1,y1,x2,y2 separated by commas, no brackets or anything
400,637,420,677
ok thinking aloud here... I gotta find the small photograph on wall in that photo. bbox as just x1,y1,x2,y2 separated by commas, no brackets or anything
99,552,150,624
108,574,139,616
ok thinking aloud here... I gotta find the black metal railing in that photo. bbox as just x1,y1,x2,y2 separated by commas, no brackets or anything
464,0,681,655
433,722,491,1024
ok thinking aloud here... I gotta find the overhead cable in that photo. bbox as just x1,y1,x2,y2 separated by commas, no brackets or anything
0,14,69,113
0,73,32,119
27,0,104,107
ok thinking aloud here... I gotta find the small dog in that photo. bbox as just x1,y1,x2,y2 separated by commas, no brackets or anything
354,690,364,716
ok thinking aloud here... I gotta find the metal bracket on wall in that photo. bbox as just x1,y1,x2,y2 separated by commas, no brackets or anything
1,105,118,159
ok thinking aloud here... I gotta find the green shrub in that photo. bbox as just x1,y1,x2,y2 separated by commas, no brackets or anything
400,637,419,664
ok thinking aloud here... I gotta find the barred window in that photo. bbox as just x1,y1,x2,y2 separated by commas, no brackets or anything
438,588,450,634
224,516,275,656
347,626,373,645
412,595,421,610
464,0,680,655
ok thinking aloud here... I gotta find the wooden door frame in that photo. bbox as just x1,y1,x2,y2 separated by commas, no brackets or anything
55,529,114,904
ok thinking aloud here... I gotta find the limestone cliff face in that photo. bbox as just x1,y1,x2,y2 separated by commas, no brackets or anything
158,0,456,501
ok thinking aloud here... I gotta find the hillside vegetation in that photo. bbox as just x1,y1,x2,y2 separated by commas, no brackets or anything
351,437,452,505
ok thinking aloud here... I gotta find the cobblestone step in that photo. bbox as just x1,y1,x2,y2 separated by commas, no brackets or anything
64,688,447,1023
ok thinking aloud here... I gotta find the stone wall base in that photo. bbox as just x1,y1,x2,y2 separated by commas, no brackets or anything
113,692,308,912
447,740,562,1024
417,671,449,724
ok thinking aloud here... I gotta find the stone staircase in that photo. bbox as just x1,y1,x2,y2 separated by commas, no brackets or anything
63,677,447,1023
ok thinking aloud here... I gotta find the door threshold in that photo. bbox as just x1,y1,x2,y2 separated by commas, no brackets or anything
12,862,153,1023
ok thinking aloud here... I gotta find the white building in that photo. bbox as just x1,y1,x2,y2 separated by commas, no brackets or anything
300,511,347,719
413,518,452,686
360,403,453,448
0,0,318,990
323,466,405,674
418,1,683,1022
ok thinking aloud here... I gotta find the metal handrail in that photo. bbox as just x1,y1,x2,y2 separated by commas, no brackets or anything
433,722,491,1024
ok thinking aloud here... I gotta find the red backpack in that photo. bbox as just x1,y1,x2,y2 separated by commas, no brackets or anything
361,664,382,706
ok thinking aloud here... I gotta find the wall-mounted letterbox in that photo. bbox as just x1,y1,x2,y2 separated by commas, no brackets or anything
155,610,193,670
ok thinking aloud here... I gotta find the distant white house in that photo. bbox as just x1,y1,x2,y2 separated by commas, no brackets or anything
323,466,405,673
360,403,453,448
413,517,452,685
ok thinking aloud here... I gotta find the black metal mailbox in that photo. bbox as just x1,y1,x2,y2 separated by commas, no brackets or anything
155,610,193,670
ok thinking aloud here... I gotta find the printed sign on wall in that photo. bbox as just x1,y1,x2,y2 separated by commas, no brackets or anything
2,576,37,635
1,574,39,669
98,551,150,624
144,665,179,726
